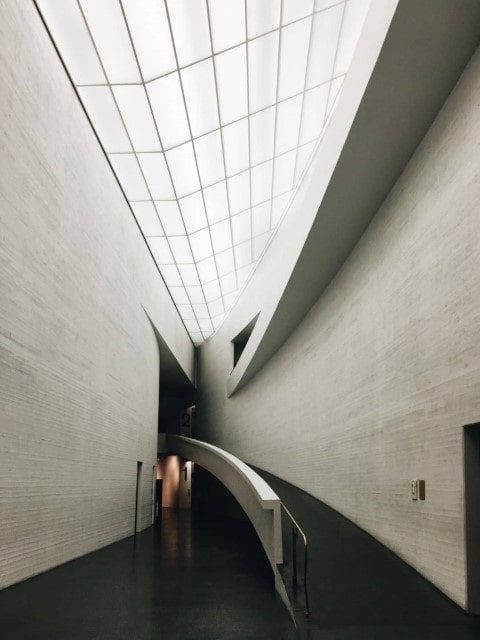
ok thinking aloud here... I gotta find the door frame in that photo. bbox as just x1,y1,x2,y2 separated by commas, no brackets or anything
135,461,143,534
464,423,480,613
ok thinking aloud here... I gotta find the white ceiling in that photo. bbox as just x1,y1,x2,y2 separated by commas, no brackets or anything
37,0,370,345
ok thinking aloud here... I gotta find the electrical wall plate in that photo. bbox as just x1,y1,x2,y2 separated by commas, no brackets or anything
411,479,426,501
411,479,418,500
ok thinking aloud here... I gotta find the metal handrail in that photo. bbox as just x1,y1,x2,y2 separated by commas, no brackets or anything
281,503,310,616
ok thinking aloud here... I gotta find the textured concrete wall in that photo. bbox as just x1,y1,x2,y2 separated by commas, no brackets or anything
0,1,193,589
196,46,480,608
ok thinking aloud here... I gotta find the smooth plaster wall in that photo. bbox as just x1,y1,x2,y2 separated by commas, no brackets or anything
0,1,193,590
196,45,480,608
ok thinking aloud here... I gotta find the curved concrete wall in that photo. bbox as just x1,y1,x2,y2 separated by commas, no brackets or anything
196,44,480,609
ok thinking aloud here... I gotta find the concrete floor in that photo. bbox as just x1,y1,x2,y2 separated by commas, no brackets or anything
0,509,297,640
3,473,480,640
256,468,480,640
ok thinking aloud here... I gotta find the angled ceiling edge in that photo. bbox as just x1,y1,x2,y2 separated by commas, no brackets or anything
225,0,480,395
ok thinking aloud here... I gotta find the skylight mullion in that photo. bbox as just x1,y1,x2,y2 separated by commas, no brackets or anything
36,0,107,85
206,0,242,289
322,1,346,131
80,74,345,158
133,185,294,242
291,5,316,190
78,0,141,83
76,1,158,206
163,0,225,331
267,0,284,230
118,0,210,322
44,0,366,343
113,0,209,340
123,149,302,206
244,0,255,284
72,8,331,90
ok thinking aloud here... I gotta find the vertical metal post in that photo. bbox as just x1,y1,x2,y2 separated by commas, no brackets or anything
292,522,298,587
304,546,310,616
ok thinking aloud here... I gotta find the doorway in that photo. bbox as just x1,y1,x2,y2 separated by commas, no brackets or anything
464,423,480,614
135,461,143,534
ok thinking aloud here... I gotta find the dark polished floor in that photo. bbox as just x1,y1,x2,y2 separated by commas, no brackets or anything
0,509,297,640
255,468,480,640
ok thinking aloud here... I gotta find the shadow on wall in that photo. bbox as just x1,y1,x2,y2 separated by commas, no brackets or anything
192,464,248,522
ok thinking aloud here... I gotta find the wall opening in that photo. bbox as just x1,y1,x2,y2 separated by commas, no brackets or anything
151,464,156,525
464,423,480,614
156,455,192,511
231,313,259,370
135,461,143,534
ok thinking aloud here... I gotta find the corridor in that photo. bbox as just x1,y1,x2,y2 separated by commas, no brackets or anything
0,509,296,640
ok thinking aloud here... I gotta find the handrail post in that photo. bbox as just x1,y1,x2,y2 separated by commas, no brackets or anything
281,502,310,617
304,545,310,616
292,521,297,587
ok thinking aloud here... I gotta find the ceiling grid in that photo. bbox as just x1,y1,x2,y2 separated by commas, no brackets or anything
37,0,370,345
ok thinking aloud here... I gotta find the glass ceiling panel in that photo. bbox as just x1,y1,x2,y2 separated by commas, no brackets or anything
79,0,141,84
273,150,297,196
38,0,371,344
250,107,276,166
209,0,245,53
148,237,174,265
179,191,208,234
166,0,211,68
181,59,219,138
121,0,176,81
112,85,161,152
77,86,131,153
294,142,317,186
315,0,343,10
275,95,303,155
197,256,217,284
215,45,248,126
131,201,163,236
37,0,106,85
146,72,190,149
194,131,225,188
307,4,344,88
222,118,249,176
203,181,229,224
282,0,314,25
247,0,281,39
108,154,149,200
277,17,312,101
190,228,214,263
137,153,175,200
164,142,200,197
160,264,183,287
248,31,279,112
232,210,252,246
251,161,273,207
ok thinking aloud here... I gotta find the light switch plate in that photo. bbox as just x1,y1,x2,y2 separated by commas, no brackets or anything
411,479,418,500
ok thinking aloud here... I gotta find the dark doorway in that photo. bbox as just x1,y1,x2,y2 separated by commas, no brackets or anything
135,461,143,535
155,479,163,525
464,423,480,614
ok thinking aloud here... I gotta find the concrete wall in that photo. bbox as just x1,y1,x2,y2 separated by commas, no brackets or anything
0,1,193,590
196,45,480,608
158,456,181,508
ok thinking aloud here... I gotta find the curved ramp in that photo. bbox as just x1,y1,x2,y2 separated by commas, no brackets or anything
256,467,480,638
162,435,291,615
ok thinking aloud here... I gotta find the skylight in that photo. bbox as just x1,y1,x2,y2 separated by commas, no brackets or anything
37,0,370,346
